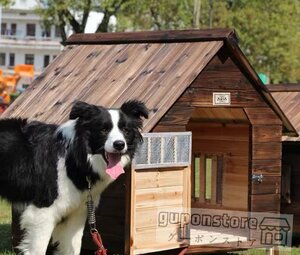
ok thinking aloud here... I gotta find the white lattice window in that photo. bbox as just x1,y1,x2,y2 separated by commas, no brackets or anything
134,132,192,169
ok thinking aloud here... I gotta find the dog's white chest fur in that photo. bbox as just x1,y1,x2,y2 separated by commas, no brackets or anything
19,154,129,255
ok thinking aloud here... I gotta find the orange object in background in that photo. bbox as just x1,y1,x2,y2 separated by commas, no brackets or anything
0,80,11,105
0,69,3,77
3,75,17,94
14,64,34,78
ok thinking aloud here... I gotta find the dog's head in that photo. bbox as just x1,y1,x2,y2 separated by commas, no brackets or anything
63,100,148,180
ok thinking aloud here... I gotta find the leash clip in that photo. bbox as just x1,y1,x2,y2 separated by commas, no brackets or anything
86,176,92,190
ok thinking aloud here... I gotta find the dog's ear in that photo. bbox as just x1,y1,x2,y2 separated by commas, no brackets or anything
70,101,100,120
121,100,149,121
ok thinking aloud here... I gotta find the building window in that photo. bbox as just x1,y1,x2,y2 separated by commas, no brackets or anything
25,54,34,65
26,24,36,36
44,55,50,67
1,23,7,35
42,26,51,38
0,53,5,66
193,153,224,205
55,26,61,38
11,23,17,36
9,53,15,67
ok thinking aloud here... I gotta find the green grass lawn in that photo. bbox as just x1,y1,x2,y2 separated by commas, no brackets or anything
0,199,15,255
1,198,300,255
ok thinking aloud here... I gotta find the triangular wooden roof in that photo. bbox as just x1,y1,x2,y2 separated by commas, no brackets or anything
267,84,300,141
2,29,297,135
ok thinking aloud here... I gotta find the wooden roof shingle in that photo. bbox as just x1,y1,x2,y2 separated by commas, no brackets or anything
267,84,300,141
3,40,223,132
2,29,297,136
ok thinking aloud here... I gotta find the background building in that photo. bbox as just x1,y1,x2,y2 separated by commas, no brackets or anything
0,0,62,75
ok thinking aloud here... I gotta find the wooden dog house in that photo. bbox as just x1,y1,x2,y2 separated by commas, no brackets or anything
3,29,298,254
267,84,300,242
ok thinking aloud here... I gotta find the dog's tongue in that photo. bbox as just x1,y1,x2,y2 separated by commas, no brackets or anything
106,153,125,179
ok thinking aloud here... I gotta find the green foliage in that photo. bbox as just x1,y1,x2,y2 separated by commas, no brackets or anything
223,0,300,83
116,0,300,83
0,0,14,8
1,0,300,82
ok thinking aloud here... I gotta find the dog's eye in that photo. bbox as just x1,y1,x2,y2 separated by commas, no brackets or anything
122,127,130,134
101,128,110,134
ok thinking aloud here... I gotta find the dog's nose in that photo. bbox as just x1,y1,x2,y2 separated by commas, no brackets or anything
113,140,125,151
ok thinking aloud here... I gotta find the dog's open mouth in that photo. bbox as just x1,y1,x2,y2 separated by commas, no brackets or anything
105,152,125,180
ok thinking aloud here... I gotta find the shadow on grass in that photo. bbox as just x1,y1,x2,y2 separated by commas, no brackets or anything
0,223,14,254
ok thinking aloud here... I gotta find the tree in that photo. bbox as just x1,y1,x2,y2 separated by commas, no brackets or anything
0,0,13,7
223,0,300,83
36,0,128,45
116,0,300,83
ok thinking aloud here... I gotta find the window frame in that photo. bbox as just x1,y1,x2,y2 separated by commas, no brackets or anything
26,23,36,37
25,54,34,65
192,152,225,207
9,53,15,67
0,52,6,66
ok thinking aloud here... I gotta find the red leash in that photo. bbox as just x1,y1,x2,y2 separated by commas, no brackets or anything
86,176,108,255
179,248,188,255
90,229,107,255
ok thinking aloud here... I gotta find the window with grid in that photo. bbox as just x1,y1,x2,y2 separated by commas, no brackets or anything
44,55,50,67
134,132,191,169
1,23,7,35
193,153,224,205
0,53,5,66
9,53,15,67
25,54,34,65
26,24,36,36
11,24,17,36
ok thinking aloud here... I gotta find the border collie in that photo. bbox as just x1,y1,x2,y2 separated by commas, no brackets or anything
0,100,148,255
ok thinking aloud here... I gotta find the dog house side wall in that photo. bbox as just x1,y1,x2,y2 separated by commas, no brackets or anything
155,50,282,212
152,51,282,253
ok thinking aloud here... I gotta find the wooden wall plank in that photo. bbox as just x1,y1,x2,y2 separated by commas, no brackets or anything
135,186,184,209
155,102,194,127
179,89,266,107
132,166,190,254
252,176,281,195
251,194,280,212
244,108,282,125
252,142,281,160
135,168,184,189
252,125,282,142
187,123,249,211
252,159,281,175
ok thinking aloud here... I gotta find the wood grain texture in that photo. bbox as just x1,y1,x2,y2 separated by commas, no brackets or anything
252,176,281,195
270,90,300,141
66,28,236,45
267,84,300,92
250,194,280,212
252,142,281,160
244,108,282,125
131,167,190,254
2,41,223,134
187,123,249,211
252,125,282,142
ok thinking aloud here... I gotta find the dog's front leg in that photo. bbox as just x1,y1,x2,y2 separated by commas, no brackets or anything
51,206,87,255
18,206,56,255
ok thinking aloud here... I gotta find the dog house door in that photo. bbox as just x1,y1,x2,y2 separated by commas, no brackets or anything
129,132,192,255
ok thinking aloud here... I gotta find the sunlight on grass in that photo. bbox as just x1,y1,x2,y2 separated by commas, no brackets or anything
0,199,15,255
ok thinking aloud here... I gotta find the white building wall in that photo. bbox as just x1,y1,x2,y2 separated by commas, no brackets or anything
0,0,62,75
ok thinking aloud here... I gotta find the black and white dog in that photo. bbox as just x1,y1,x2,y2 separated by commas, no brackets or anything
0,100,148,255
